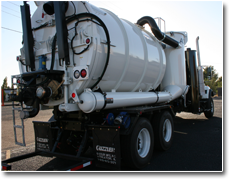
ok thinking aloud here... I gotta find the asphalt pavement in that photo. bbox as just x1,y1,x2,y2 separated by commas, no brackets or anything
1,97,222,171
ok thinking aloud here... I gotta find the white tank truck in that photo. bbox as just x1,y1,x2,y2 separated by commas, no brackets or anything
3,1,214,170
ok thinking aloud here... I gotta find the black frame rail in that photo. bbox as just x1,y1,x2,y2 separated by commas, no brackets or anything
2,150,94,171
115,104,174,114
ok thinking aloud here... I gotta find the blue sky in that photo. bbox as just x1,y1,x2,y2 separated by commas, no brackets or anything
0,1,224,87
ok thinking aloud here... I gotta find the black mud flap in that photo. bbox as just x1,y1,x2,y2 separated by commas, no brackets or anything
33,121,58,152
92,126,121,170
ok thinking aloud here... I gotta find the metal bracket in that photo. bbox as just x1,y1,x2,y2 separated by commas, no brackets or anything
63,76,72,85
59,103,80,112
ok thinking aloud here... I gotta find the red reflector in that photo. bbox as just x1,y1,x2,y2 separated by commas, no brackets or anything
72,93,76,98
69,161,92,171
81,69,87,78
2,165,11,170
2,166,7,170
86,38,90,44
16,56,20,61
42,13,44,18
17,79,20,83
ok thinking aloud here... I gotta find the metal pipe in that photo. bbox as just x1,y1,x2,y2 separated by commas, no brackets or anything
78,86,182,113
64,65,69,104
196,36,201,66
20,98,40,119
154,17,166,32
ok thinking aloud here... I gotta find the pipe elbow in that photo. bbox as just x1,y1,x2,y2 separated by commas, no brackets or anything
136,16,179,48
20,98,40,119
28,98,40,118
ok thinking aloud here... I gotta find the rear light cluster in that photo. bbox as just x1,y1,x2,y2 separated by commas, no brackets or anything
73,66,89,81
74,69,87,79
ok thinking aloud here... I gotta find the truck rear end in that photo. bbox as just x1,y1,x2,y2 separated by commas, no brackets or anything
4,1,214,170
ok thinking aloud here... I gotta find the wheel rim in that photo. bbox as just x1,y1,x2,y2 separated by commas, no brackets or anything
211,100,214,113
137,128,151,158
163,119,172,142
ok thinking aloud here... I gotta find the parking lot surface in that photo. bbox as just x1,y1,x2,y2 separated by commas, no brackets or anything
1,97,222,171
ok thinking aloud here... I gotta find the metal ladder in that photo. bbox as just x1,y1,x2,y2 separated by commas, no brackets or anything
11,75,26,146
12,101,26,146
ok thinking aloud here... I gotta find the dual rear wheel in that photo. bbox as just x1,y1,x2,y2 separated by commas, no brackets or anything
121,111,174,169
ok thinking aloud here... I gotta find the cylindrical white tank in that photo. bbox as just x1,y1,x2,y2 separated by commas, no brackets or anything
161,32,188,94
68,2,167,94
19,1,170,106
19,1,167,107
89,7,167,93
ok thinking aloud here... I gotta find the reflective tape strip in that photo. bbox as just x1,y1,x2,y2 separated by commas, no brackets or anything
67,161,92,171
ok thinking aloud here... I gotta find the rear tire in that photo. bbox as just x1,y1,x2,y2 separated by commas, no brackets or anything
152,111,174,151
204,98,214,118
121,117,154,169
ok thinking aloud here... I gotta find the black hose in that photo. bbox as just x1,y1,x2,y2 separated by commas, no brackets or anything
136,16,179,48
47,13,110,90
70,19,90,55
66,13,110,90
50,34,57,70
28,97,40,118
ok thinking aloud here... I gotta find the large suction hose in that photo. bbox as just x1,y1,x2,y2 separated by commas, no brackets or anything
136,16,180,48
20,98,40,119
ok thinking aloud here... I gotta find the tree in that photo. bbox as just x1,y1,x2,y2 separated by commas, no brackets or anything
1,77,8,101
203,66,221,94
216,76,222,87
203,66,218,81
1,77,8,89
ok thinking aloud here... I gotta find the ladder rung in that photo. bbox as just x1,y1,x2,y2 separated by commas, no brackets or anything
15,142,26,147
14,125,23,129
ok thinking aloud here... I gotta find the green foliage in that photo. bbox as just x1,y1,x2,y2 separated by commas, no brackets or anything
1,77,9,101
216,76,222,87
1,77,8,89
203,66,222,94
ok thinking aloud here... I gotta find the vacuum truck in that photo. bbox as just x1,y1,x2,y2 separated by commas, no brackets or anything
2,1,214,170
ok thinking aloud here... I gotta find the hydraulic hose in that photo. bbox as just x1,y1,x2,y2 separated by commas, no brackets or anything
49,13,110,89
136,16,179,48
66,13,110,90
50,34,57,71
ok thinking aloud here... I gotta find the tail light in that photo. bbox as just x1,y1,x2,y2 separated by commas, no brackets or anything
81,69,87,78
72,66,89,81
